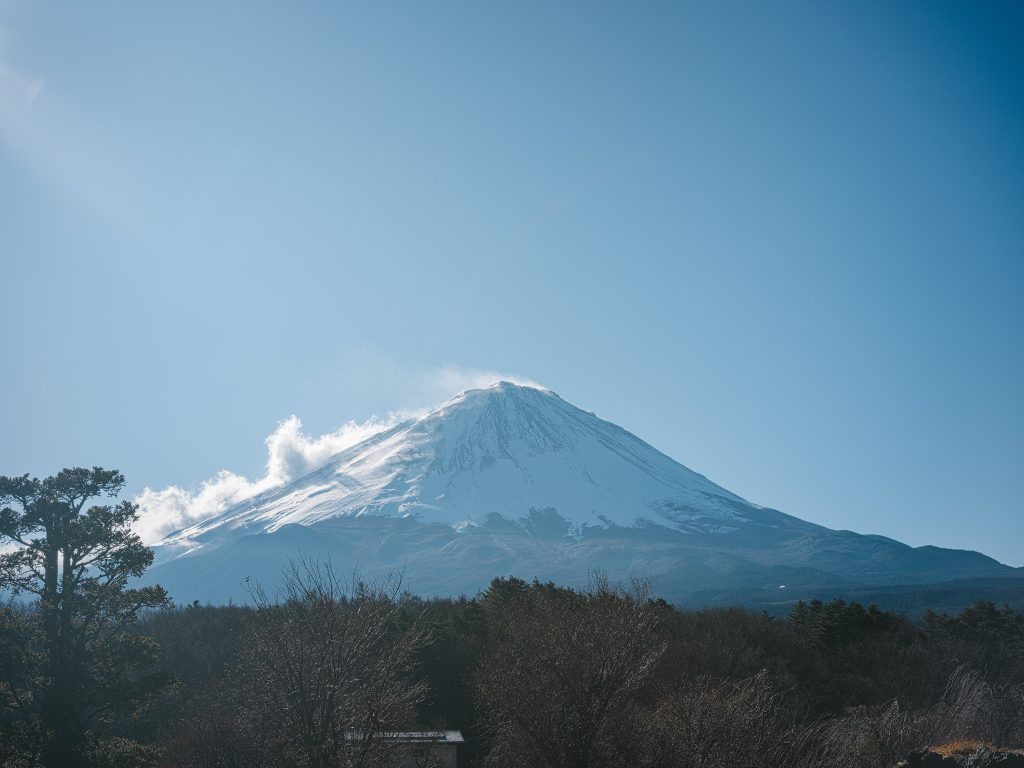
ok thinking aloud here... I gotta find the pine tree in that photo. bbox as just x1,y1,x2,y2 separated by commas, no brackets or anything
0,467,170,767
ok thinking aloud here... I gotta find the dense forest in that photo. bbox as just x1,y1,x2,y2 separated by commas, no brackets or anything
2,469,1023,767
4,571,1024,767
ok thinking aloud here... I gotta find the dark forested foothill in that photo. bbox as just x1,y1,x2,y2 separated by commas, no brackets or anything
22,581,1023,768
3,471,1024,767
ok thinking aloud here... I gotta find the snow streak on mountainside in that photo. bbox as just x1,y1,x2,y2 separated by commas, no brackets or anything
162,382,774,550
145,381,1018,606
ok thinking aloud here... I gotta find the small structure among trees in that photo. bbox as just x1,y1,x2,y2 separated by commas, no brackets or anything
344,731,464,768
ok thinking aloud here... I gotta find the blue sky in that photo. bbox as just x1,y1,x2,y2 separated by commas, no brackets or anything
1,2,1022,563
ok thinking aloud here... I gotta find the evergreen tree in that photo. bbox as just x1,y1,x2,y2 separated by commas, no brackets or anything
0,467,169,767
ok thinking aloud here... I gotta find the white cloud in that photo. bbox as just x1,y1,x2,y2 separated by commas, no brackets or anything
420,365,546,403
262,414,398,487
134,471,263,546
134,413,404,544
134,365,547,544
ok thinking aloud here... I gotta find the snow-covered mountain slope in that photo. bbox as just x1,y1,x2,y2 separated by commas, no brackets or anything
163,382,795,548
146,382,1016,605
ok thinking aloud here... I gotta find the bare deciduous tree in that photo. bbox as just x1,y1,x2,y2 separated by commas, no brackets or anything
645,671,800,768
475,576,664,768
793,667,1004,768
241,561,429,768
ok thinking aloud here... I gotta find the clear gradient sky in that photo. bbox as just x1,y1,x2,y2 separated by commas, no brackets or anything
1,2,1022,564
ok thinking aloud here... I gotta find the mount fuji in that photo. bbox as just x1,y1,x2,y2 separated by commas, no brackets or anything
144,382,1019,609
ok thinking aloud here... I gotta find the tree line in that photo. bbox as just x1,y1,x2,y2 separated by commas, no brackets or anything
2,468,1023,767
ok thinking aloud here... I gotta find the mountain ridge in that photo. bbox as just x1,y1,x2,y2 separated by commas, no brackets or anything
160,381,791,547
145,382,1018,607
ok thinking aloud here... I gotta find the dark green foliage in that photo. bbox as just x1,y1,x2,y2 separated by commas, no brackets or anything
924,600,1024,682
784,598,932,713
789,598,912,649
661,606,802,685
0,468,170,768
407,595,487,763
0,602,47,765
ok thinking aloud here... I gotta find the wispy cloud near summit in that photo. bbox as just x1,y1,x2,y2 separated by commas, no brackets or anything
135,413,404,544
425,365,546,399
134,365,543,543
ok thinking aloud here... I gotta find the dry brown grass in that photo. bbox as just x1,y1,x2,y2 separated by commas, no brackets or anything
930,739,987,756
930,740,1024,757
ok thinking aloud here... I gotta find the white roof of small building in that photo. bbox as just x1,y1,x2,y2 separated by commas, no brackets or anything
344,730,464,744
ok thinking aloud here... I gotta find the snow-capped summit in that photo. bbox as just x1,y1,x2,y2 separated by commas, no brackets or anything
165,381,757,546
146,380,1016,605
